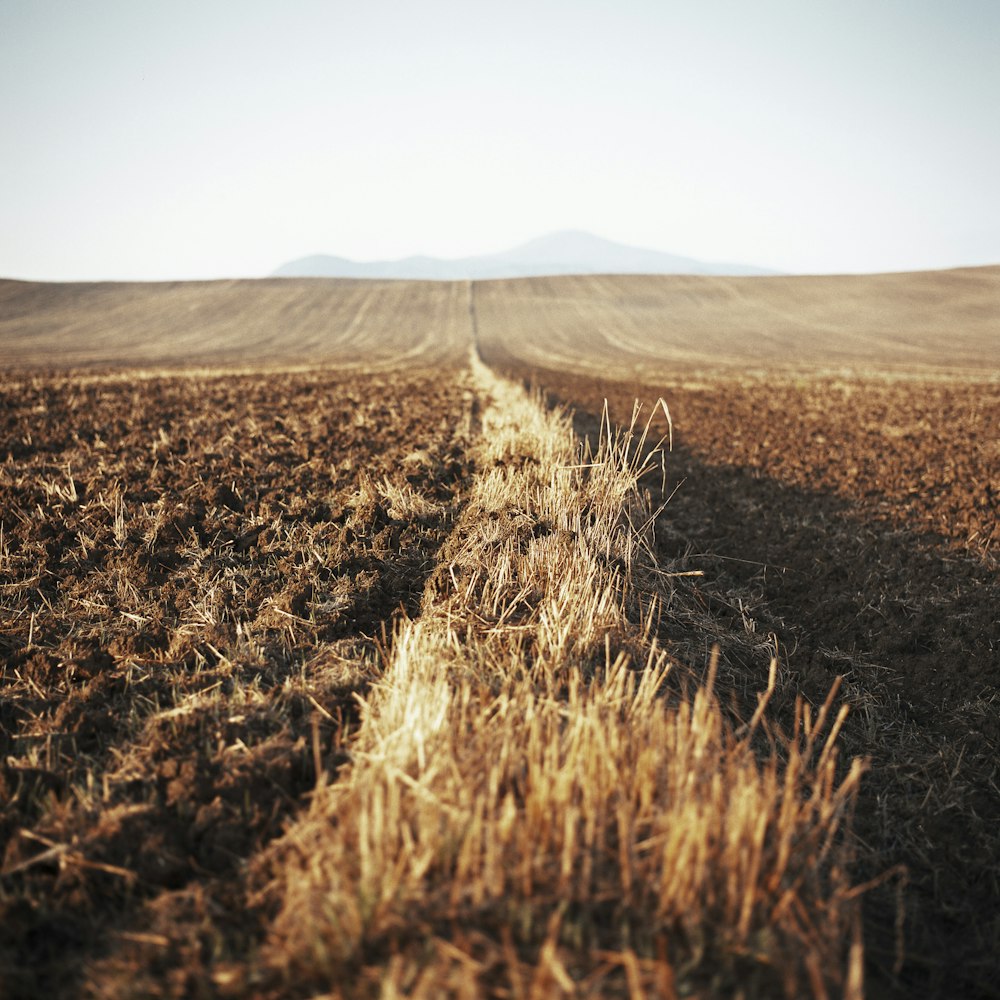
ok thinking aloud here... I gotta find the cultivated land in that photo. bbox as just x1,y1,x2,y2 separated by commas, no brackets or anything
0,278,469,370
1,270,998,998
475,268,1000,374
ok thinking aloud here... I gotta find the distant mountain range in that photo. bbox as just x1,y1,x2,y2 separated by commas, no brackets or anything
272,230,776,280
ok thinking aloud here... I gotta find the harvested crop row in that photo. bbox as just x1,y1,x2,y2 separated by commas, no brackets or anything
254,355,867,999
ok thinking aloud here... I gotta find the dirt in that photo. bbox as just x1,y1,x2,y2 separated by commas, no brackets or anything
2,263,998,996
519,364,1000,1000
0,366,476,998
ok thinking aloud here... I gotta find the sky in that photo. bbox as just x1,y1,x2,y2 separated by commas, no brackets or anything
2,0,999,281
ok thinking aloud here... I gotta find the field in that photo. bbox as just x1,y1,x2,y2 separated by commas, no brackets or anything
0,278,469,370
2,270,998,998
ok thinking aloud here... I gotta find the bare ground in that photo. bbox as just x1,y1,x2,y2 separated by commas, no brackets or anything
0,366,476,997
2,269,999,997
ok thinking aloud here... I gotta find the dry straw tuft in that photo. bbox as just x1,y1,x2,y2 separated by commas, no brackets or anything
255,356,867,998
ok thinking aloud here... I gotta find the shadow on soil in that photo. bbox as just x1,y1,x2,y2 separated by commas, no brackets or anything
531,375,1000,1000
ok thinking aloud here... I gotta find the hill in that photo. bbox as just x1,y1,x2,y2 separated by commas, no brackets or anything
0,277,469,370
473,266,1000,376
3,267,997,373
272,230,775,279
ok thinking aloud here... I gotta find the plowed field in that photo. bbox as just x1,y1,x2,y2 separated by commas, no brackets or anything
491,362,1000,1000
0,278,470,370
473,267,1000,375
2,270,998,998
1,366,476,996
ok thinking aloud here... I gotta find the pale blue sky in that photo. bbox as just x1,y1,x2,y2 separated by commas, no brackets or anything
2,0,998,280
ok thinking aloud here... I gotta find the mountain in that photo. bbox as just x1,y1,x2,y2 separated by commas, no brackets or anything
272,231,775,279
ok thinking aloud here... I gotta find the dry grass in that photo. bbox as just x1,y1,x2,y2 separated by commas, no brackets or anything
9,265,971,994
505,367,1000,998
252,358,868,998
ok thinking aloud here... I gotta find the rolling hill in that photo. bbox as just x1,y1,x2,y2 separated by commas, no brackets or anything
3,267,997,373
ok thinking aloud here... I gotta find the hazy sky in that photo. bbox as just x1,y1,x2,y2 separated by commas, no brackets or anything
2,0,999,280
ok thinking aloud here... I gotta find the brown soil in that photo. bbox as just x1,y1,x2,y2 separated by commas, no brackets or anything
0,366,475,998
510,363,1000,1000
2,269,997,996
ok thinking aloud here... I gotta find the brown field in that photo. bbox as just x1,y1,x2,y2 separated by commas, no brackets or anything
474,267,1000,374
0,278,469,370
0,364,477,995
490,365,1000,1000
1,271,998,998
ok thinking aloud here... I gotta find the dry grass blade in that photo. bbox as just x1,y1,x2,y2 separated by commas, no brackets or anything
255,355,866,998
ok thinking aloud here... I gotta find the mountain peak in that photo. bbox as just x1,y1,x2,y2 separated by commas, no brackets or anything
273,232,774,280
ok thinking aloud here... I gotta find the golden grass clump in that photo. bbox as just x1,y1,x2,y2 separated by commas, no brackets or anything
254,356,867,998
